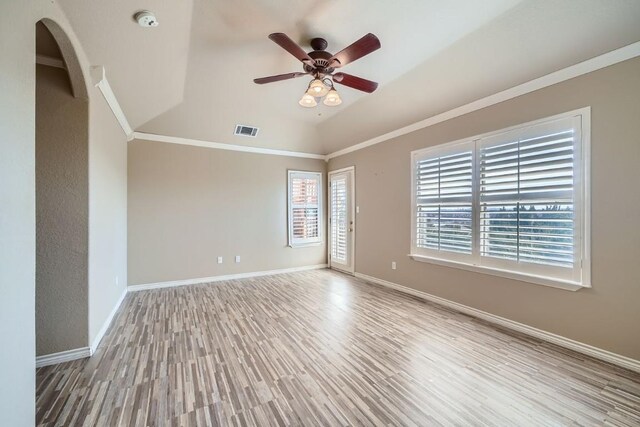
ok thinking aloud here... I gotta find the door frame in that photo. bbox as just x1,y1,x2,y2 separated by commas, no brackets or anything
328,166,356,274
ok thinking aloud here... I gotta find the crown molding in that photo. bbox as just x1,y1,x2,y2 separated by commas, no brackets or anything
87,66,324,159
90,66,134,141
326,41,640,160
88,41,640,161
132,132,326,160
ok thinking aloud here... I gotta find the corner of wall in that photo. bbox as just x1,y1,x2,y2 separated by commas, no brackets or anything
87,79,129,349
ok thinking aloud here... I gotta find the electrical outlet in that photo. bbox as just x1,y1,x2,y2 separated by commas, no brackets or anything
235,255,241,263
391,261,397,270
217,256,223,264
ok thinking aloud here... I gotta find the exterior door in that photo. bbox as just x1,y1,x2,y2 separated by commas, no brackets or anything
329,167,355,274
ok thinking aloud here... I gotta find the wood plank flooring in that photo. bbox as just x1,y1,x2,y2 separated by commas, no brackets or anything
36,269,640,426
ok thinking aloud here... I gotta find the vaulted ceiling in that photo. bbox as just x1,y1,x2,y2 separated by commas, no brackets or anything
56,0,640,154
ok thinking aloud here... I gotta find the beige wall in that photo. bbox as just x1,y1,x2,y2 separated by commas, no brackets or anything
88,77,128,347
128,140,327,285
34,19,129,358
0,2,38,423
0,3,128,423
36,64,89,356
329,57,640,360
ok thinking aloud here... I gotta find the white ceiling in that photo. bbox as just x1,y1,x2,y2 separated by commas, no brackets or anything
57,0,640,154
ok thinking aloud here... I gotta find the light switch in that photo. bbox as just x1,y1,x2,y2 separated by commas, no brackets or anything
235,255,241,263
217,256,223,264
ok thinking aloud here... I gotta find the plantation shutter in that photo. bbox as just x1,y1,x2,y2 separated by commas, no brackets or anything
288,171,322,246
411,111,587,287
414,143,474,259
330,176,348,262
478,116,580,279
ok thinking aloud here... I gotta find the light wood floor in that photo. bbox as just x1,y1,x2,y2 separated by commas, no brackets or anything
36,269,640,426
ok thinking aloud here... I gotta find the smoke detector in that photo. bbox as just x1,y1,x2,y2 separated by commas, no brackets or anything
134,11,159,27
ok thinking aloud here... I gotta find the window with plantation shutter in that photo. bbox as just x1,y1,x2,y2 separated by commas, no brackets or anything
330,176,348,262
288,171,322,247
411,109,590,290
478,117,580,281
414,143,474,261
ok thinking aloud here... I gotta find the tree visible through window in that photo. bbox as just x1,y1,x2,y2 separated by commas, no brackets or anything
411,111,589,287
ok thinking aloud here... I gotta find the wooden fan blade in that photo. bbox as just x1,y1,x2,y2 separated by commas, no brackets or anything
268,33,315,66
332,72,378,93
254,72,308,84
329,33,380,68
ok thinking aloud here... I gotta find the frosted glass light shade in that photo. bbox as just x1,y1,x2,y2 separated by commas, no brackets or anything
323,89,342,106
299,93,317,108
306,79,330,97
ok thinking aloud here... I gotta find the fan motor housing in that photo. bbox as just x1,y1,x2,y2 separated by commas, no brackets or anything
310,37,328,51
305,39,335,74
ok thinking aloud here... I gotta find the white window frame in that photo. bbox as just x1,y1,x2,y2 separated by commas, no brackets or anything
410,108,591,291
288,170,323,247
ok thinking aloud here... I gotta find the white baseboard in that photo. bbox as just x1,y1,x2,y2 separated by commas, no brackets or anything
355,272,640,374
35,288,128,368
90,287,128,354
36,347,91,368
128,264,329,292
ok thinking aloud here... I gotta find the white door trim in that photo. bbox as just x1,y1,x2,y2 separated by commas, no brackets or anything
328,166,356,274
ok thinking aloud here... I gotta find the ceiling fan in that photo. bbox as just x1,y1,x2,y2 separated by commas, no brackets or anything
254,33,381,107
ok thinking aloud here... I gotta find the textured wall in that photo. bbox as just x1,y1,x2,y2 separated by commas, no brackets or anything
0,3,128,423
329,57,640,360
36,64,89,356
128,141,327,285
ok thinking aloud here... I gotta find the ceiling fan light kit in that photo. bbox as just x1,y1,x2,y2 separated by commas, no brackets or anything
300,77,342,108
298,93,318,108
307,78,330,97
254,32,381,108
323,89,342,107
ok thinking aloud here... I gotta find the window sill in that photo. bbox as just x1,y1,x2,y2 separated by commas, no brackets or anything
289,242,322,248
408,254,588,292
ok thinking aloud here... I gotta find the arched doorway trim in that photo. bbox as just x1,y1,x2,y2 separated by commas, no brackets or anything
38,18,89,100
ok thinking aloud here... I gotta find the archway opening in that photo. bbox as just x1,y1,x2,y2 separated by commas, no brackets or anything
35,20,89,361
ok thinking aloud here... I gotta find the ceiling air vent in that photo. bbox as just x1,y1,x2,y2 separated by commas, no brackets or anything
234,124,259,137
